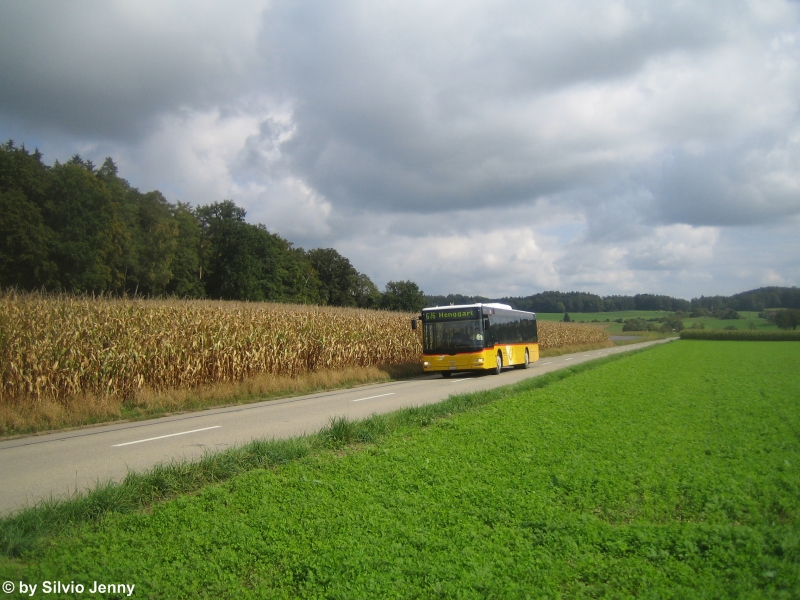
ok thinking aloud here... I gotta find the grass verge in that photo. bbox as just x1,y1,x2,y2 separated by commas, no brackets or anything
0,351,636,559
680,329,800,341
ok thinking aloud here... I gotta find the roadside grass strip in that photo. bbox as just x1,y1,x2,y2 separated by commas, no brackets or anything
3,341,800,598
680,329,800,341
0,353,626,559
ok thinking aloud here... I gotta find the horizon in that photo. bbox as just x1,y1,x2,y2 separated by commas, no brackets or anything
423,285,799,304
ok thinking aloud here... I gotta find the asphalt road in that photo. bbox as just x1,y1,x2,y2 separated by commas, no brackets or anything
0,338,673,516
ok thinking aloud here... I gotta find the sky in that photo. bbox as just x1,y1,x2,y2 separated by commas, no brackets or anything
1,0,799,300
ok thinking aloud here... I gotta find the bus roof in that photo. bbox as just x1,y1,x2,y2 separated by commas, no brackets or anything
422,303,535,316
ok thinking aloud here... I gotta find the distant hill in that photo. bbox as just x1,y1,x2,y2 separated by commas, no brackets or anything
424,286,799,313
691,287,800,311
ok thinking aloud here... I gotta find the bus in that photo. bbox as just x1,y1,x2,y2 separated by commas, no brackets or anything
412,303,538,377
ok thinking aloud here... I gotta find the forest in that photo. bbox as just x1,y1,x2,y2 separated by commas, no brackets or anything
0,141,424,311
425,287,800,313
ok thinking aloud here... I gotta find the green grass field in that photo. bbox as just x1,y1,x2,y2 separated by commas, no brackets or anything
2,341,799,598
537,311,776,333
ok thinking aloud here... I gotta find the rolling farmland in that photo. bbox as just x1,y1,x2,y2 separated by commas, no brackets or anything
4,340,797,597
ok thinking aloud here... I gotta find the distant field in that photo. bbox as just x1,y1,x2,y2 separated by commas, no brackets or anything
537,310,776,333
6,341,798,597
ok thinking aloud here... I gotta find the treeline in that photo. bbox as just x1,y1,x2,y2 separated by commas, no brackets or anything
426,287,799,313
0,142,424,311
692,287,800,311
425,291,691,313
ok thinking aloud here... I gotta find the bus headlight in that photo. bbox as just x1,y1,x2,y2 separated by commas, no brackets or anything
474,358,484,364
423,361,430,369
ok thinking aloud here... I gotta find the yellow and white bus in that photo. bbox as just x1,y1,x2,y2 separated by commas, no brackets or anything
412,303,538,377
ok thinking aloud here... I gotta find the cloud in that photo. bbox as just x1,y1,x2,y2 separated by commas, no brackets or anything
0,1,267,139
1,0,799,299
254,0,800,221
337,224,562,297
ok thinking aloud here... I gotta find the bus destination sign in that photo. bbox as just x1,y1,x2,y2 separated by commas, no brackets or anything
422,308,480,322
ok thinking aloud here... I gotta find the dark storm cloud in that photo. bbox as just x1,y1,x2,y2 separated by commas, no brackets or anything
0,2,262,140
653,139,800,226
255,0,790,219
1,0,798,297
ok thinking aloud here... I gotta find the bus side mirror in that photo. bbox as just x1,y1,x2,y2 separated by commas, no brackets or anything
411,319,418,330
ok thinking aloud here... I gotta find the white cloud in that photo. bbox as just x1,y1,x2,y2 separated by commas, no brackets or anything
1,0,800,299
338,225,562,297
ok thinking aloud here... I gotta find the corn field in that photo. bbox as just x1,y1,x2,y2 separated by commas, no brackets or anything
0,293,607,404
537,321,608,350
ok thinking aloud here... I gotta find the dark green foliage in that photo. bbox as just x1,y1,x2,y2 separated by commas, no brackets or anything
45,162,127,292
307,248,357,306
164,202,204,297
381,279,425,312
2,142,422,304
0,189,55,288
660,314,685,331
680,329,800,341
353,272,382,309
196,200,325,303
775,309,800,331
562,311,570,322
305,247,378,307
692,286,800,311
622,317,659,332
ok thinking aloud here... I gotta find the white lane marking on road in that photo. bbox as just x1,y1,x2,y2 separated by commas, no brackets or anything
113,426,221,447
542,362,553,365
564,357,574,361
448,379,467,382
352,392,396,402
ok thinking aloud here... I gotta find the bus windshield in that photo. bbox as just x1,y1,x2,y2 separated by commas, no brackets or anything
423,319,484,353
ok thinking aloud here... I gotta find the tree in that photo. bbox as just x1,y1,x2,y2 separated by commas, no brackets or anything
306,248,360,307
562,312,571,322
660,314,684,332
165,202,203,298
381,280,425,312
775,309,800,330
623,318,657,332
44,163,126,292
196,201,276,301
0,189,56,288
353,273,381,309
195,200,324,303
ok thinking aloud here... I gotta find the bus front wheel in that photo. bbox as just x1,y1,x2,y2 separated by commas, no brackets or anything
493,352,503,375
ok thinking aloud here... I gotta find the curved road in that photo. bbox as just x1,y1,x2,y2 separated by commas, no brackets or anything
0,338,673,515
